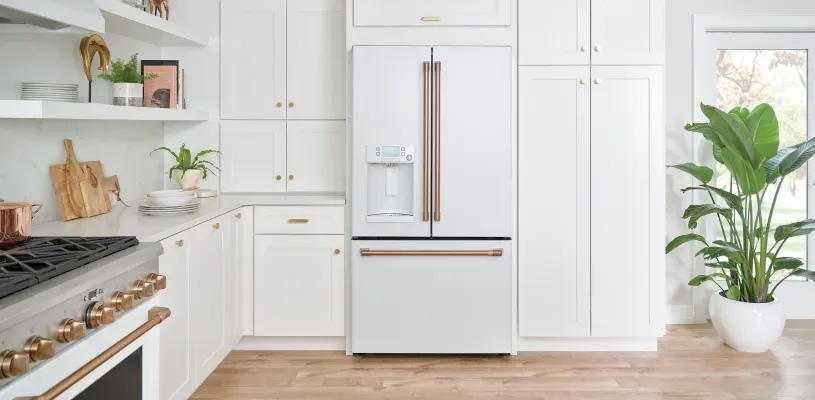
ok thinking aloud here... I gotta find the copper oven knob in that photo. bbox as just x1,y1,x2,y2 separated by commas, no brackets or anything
0,350,28,378
24,336,55,362
132,280,155,299
146,273,167,291
57,319,86,343
111,291,134,311
86,302,116,329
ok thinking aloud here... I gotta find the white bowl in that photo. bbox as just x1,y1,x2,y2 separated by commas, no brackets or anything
149,196,194,207
147,190,195,199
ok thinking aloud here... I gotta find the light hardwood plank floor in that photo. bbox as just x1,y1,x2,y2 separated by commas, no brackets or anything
192,321,815,400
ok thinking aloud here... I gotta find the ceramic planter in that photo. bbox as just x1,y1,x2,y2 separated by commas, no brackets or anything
709,292,785,352
174,169,202,190
112,82,143,107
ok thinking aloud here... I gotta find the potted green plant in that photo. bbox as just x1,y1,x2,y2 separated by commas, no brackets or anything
151,144,220,190
668,103,815,352
98,53,158,107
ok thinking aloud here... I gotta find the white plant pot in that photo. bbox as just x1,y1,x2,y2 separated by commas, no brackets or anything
112,82,143,107
174,169,202,190
709,292,785,352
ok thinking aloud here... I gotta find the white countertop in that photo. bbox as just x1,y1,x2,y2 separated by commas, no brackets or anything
32,193,345,242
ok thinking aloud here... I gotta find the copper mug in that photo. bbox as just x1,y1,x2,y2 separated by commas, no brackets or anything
0,199,43,247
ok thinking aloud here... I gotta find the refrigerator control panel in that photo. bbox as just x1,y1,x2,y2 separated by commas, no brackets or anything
366,145,415,163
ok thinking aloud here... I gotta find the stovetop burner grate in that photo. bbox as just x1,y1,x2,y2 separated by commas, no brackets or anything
0,237,139,300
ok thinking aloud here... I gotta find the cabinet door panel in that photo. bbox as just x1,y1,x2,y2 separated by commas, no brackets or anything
221,0,286,119
254,235,345,336
590,0,665,65
159,236,193,400
353,0,510,27
519,0,590,65
287,0,345,119
518,67,590,337
286,121,346,192
220,121,287,192
590,66,663,337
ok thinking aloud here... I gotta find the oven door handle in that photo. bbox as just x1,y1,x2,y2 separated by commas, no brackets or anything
359,249,503,257
15,307,171,400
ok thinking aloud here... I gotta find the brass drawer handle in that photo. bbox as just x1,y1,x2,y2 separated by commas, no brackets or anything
235,213,242,219
276,175,282,181
288,101,295,108
288,175,294,180
213,223,220,230
287,218,309,224
275,102,282,108
175,240,184,247
360,249,503,257
421,16,441,21
334,249,341,255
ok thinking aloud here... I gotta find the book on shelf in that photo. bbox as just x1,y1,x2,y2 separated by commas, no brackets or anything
141,60,184,109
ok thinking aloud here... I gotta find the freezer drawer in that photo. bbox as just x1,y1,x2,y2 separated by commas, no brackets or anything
351,240,512,354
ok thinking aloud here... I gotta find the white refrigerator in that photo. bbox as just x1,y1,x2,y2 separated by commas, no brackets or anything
350,46,513,354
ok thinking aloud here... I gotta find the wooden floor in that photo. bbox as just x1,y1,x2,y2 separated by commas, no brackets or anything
192,321,815,399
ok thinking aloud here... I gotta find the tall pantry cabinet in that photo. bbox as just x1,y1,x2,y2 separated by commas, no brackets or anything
220,0,345,193
518,0,665,341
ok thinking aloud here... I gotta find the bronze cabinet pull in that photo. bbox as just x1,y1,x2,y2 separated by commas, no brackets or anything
422,61,431,222
287,218,309,224
359,249,503,257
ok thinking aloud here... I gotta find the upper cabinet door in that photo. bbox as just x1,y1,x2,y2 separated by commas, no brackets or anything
590,66,664,337
221,0,287,119
353,0,510,27
590,0,665,65
432,46,512,238
286,121,346,192
287,0,346,120
220,121,287,192
519,0,590,65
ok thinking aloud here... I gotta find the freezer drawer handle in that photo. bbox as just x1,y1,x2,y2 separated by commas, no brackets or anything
359,249,503,257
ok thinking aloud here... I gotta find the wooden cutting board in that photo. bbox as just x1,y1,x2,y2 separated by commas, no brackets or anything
50,140,120,221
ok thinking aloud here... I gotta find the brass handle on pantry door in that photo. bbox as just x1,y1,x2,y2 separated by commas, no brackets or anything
433,61,441,222
359,249,503,257
422,61,431,222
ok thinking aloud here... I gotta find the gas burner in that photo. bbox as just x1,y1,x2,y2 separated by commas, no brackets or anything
0,237,139,299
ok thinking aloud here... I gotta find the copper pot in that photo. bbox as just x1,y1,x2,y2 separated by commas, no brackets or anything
0,199,43,247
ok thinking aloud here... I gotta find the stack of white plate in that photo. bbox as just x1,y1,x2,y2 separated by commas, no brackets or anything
139,190,200,215
21,82,79,102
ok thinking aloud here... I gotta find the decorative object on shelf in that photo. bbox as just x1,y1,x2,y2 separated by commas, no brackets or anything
20,82,79,103
141,60,179,109
49,140,123,221
120,0,144,8
149,0,169,20
668,103,815,352
151,144,220,190
0,199,43,248
98,53,159,107
79,34,111,103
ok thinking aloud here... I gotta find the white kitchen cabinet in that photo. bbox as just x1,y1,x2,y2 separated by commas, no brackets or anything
590,66,663,337
236,207,255,336
519,0,590,65
287,0,345,120
221,0,287,119
220,121,287,192
518,67,591,338
225,209,246,348
353,0,510,27
519,0,664,66
254,235,345,337
286,121,346,192
158,235,194,400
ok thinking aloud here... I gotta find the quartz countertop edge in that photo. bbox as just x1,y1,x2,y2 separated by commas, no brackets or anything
32,193,346,243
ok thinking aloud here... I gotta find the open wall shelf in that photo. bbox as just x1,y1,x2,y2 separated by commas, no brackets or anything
0,100,208,121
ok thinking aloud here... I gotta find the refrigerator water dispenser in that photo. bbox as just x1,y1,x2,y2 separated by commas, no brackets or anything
366,145,415,222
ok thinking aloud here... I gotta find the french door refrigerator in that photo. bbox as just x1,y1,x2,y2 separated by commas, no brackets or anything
351,46,512,354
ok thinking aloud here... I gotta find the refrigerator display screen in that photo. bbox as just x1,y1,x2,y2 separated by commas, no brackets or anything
381,146,400,157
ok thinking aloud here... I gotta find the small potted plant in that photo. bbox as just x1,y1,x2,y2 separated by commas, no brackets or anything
668,103,815,352
98,53,158,107
151,144,220,190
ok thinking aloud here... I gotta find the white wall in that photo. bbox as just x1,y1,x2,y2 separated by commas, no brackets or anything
665,0,815,322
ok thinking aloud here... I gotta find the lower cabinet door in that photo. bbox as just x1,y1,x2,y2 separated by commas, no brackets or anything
254,235,345,336
286,121,346,192
158,235,194,400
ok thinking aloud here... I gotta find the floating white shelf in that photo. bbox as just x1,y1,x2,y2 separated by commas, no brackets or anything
0,100,208,121
0,0,105,33
97,0,208,47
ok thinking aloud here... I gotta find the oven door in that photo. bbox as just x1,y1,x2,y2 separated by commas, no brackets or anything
0,297,166,400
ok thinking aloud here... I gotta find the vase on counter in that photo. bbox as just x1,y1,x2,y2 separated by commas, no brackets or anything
112,83,143,107
175,169,202,190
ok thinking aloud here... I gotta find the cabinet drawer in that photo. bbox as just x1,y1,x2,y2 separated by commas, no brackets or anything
353,0,510,27
254,206,344,234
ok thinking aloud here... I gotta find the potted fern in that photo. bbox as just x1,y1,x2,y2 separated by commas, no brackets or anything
98,53,157,107
668,103,815,352
151,144,220,190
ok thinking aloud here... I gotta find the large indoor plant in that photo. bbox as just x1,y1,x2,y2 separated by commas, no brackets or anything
98,53,157,107
151,144,220,190
667,103,815,352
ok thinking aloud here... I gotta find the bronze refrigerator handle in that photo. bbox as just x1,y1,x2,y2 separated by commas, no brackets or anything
15,307,171,400
433,61,441,222
422,61,431,222
359,249,503,257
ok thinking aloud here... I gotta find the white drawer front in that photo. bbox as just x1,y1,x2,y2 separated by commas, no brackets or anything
254,206,344,234
353,0,510,27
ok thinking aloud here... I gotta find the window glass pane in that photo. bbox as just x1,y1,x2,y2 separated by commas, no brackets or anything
716,49,808,278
